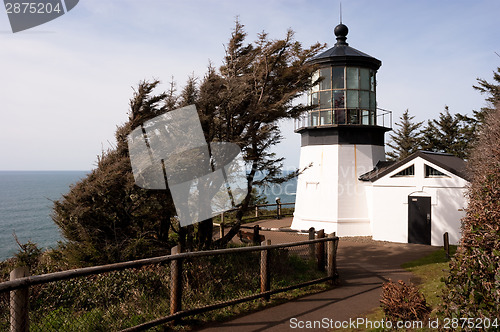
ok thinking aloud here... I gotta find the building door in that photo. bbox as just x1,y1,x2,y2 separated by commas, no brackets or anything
408,196,431,245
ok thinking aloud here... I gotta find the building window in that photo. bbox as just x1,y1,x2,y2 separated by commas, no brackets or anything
425,165,449,177
392,165,415,177
308,66,377,127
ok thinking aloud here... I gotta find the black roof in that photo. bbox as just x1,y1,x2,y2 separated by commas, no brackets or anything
309,24,381,70
359,151,469,182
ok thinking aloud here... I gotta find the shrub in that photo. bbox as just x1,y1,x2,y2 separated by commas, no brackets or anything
441,104,500,320
380,280,431,323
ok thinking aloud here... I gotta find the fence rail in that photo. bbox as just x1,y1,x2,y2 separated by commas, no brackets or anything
1,229,338,332
217,201,295,223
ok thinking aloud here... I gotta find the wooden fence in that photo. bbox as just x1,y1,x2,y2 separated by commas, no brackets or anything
216,201,294,225
1,229,338,332
214,201,295,239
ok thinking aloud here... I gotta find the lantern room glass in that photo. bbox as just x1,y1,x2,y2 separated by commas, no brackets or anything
309,66,376,126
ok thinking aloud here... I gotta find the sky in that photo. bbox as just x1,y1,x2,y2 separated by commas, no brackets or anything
0,0,499,171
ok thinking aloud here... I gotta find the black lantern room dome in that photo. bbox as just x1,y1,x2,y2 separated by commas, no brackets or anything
309,24,381,70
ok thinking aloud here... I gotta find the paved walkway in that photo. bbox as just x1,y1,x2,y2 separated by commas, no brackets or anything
198,218,439,331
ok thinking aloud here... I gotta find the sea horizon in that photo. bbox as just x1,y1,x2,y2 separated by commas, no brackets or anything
0,170,296,261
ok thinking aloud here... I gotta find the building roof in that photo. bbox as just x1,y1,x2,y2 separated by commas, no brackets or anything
359,151,469,182
309,24,381,70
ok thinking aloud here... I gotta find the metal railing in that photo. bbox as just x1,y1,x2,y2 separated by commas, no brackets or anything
294,108,392,131
1,229,338,332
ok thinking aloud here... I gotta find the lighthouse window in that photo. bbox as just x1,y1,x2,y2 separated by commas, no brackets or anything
320,68,331,90
370,70,376,92
346,90,359,108
335,109,346,124
312,70,320,92
333,90,345,108
348,109,359,124
310,111,319,126
311,92,318,109
360,91,370,109
360,68,370,90
332,67,344,89
320,111,332,125
370,92,376,110
346,67,359,89
308,65,378,127
361,110,371,125
320,90,332,108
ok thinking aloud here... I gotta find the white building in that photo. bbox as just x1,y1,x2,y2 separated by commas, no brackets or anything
360,151,468,246
291,24,468,245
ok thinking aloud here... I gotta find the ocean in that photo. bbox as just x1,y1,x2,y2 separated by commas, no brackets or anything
0,171,88,261
0,171,296,261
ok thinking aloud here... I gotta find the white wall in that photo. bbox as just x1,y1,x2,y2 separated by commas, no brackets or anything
292,143,385,236
292,144,339,233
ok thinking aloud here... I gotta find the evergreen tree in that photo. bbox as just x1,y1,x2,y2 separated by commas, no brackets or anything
453,67,500,149
472,67,500,122
197,20,324,246
420,106,470,159
52,20,324,261
53,80,177,264
386,109,423,160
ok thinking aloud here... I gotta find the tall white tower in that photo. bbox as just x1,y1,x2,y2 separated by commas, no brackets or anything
291,23,391,236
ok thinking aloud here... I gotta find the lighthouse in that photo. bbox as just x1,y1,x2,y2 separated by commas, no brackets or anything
291,23,391,236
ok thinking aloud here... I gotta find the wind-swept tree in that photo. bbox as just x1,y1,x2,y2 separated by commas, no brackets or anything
53,20,324,262
53,80,178,264
386,109,423,160
195,21,324,246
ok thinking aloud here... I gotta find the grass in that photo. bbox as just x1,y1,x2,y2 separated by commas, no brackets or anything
402,246,457,310
334,246,457,332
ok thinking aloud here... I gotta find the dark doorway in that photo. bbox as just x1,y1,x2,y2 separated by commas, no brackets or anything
408,196,431,245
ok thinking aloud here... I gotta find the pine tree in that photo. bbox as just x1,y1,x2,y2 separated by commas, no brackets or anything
420,106,470,159
197,20,324,246
386,109,423,160
52,20,325,261
472,67,500,122
53,80,177,264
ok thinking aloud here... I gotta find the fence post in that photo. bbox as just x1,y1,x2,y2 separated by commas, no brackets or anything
219,222,224,238
255,206,259,218
170,245,182,321
275,198,281,219
260,239,271,301
327,233,339,285
443,232,450,259
308,227,315,261
10,266,29,332
253,225,261,245
316,229,325,271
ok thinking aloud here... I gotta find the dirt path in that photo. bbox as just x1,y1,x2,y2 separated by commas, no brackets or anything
198,218,439,331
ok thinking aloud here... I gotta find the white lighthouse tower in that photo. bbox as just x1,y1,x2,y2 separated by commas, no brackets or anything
291,23,391,236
